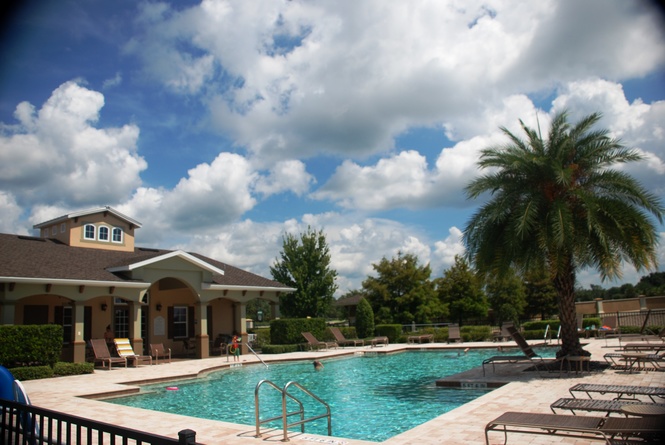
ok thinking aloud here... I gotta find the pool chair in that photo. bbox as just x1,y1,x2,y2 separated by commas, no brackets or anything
447,324,462,343
328,327,364,347
550,397,665,416
484,411,663,445
90,339,127,369
150,343,172,364
301,332,338,351
482,326,561,376
492,322,513,342
114,338,153,366
369,336,389,347
407,333,434,343
568,383,665,403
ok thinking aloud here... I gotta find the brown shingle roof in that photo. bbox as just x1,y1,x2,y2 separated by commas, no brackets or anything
0,233,289,289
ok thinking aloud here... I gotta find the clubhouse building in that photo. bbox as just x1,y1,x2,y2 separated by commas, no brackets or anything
0,206,293,363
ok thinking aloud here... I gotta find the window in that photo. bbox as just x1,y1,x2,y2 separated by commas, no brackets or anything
112,227,123,243
173,306,188,338
84,224,95,240
62,307,73,344
60,222,66,233
98,226,109,242
51,226,57,235
114,308,129,339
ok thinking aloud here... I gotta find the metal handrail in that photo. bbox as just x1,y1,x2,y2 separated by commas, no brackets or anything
246,342,269,368
254,379,331,442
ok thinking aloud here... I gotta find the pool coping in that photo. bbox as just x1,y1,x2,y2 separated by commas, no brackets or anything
21,338,665,445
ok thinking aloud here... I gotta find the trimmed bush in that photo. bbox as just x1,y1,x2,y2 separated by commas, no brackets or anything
270,318,326,345
375,324,401,342
260,344,300,354
461,325,493,342
9,365,53,381
53,362,94,376
355,298,374,338
0,325,63,368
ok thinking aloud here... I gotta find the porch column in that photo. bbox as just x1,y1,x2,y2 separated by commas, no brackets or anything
195,301,209,359
128,301,144,355
235,302,248,355
1,301,16,324
270,301,280,319
72,302,86,363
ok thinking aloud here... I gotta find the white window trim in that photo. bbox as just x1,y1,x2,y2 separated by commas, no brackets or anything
173,306,188,339
98,225,110,242
84,224,96,240
111,227,123,244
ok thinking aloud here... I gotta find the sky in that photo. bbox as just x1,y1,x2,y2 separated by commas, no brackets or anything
1,0,664,296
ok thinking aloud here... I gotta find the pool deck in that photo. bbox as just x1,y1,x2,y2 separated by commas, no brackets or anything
21,337,664,445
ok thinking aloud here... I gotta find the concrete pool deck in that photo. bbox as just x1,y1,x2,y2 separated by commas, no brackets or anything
21,337,664,445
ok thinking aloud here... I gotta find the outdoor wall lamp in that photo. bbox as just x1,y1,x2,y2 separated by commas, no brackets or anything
101,303,107,311
156,303,162,312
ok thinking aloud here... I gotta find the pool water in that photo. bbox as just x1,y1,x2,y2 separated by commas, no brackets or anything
107,349,548,442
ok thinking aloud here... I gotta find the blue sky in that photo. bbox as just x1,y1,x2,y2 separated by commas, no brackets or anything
1,0,664,295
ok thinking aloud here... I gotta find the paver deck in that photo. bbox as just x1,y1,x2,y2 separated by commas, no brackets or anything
21,337,664,444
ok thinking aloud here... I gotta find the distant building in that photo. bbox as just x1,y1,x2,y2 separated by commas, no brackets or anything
0,206,294,362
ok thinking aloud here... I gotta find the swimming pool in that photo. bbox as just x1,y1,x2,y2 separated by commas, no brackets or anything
106,349,543,442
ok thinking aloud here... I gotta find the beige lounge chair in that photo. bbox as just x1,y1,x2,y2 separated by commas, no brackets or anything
150,343,171,364
90,338,127,369
447,324,461,343
329,327,364,347
407,333,434,343
114,338,153,366
301,332,337,351
369,336,389,347
485,411,663,445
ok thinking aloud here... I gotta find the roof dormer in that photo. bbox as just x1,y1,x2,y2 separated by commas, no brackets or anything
33,206,141,252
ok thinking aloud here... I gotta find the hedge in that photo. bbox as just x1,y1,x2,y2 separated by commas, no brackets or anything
270,318,327,345
0,325,63,368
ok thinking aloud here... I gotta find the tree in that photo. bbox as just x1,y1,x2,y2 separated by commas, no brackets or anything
464,110,664,357
485,268,526,326
270,226,338,318
355,297,375,338
362,252,446,324
436,255,488,325
523,270,558,320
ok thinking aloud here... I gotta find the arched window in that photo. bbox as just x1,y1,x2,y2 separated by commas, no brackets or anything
112,227,123,243
84,224,96,240
98,226,109,242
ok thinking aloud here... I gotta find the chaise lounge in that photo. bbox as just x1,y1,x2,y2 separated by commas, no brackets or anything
329,327,364,347
90,339,127,369
482,326,560,376
114,338,153,366
302,332,338,351
485,411,663,445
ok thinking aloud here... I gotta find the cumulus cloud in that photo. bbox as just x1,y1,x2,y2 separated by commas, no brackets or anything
0,81,146,208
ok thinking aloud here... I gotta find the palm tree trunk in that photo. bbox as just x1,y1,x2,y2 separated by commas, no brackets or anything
552,261,586,358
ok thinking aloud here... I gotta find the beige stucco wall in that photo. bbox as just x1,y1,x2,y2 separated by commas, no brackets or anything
40,212,136,252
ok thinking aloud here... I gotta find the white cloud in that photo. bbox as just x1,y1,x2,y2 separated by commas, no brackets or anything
254,160,315,197
0,81,146,207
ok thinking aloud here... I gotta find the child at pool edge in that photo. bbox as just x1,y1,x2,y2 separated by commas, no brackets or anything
232,334,240,362
313,360,324,370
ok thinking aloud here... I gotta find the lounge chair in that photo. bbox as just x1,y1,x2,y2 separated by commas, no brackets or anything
492,322,513,342
114,338,153,366
301,332,337,351
90,338,127,369
550,397,665,415
482,326,559,376
569,383,665,403
447,324,462,343
484,411,663,445
407,333,434,344
369,336,389,347
329,327,364,347
150,343,172,364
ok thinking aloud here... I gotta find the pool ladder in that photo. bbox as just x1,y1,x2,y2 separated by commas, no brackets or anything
254,379,331,442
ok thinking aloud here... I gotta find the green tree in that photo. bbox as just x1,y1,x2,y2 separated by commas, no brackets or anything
464,110,664,356
270,226,338,318
485,268,526,326
436,255,488,325
362,252,446,324
523,270,558,320
355,297,375,338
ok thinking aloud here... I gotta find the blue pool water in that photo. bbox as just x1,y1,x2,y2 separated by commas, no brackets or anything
107,349,549,442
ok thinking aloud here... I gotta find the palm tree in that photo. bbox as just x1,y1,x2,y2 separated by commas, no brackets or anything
464,110,663,357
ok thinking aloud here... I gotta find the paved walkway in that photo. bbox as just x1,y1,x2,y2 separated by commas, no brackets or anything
21,337,664,444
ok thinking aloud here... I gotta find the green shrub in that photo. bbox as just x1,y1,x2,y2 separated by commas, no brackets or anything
9,365,53,381
375,324,401,342
53,361,94,376
355,298,375,338
260,344,300,354
461,325,493,342
270,318,327,345
522,320,560,331
0,325,63,368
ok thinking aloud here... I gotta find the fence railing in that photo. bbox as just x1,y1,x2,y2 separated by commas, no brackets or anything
1,397,197,445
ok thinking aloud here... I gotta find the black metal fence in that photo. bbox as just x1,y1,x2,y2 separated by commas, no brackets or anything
1,397,197,445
